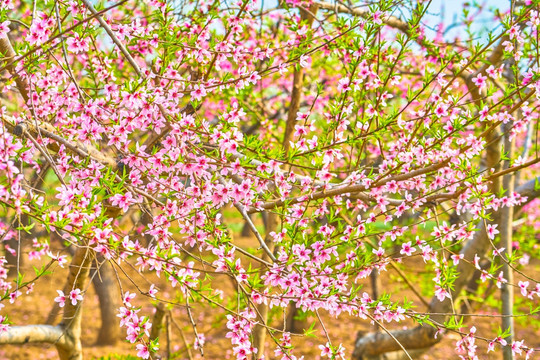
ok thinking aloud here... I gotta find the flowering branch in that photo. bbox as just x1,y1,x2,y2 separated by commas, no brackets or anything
353,176,540,358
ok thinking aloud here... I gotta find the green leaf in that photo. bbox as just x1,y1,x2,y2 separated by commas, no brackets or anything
16,222,35,234
303,321,317,338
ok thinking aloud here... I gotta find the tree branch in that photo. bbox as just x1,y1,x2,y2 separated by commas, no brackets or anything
0,325,69,346
352,176,540,359
80,0,142,77
316,2,408,32
0,34,29,102
247,160,450,213
282,4,319,154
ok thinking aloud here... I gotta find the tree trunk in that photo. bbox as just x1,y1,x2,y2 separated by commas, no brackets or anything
500,124,515,360
241,213,256,237
285,305,309,334
56,246,92,360
251,212,277,358
92,257,120,346
0,246,92,360
150,303,167,341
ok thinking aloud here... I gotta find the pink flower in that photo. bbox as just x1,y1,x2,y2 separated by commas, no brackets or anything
451,254,464,266
57,255,68,268
519,281,529,297
110,192,135,213
496,271,507,288
472,73,487,89
479,105,489,121
519,253,530,266
124,291,136,304
190,84,207,101
194,334,205,350
54,290,66,307
373,247,385,257
292,244,311,263
319,342,331,358
0,316,8,333
434,286,450,302
486,65,498,78
9,290,21,304
508,25,520,40
66,33,89,53
246,71,261,85
496,336,507,347
148,284,158,298
511,340,524,355
69,288,83,306
299,54,310,68
0,20,10,36
372,10,383,24
337,77,351,93
400,242,415,256
136,343,150,359
335,344,345,358
434,103,448,117
486,224,499,240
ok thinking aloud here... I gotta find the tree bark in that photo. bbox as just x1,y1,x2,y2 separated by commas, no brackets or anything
0,325,69,346
0,34,29,101
56,246,92,360
241,213,256,237
501,124,515,360
92,258,120,346
251,212,277,358
150,303,167,341
285,305,310,334
0,246,92,360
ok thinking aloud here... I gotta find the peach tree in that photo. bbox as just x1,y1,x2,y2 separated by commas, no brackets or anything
0,0,539,359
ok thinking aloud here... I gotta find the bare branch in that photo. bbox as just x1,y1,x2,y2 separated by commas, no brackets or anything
80,0,143,77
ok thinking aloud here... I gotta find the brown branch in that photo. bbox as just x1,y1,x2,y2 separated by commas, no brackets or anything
316,2,408,32
0,34,29,102
247,160,449,213
282,4,319,154
2,116,117,169
80,0,142,77
0,325,69,346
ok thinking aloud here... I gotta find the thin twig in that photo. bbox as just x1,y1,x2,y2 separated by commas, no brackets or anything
170,314,194,360
80,0,142,76
365,312,413,360
185,297,203,357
